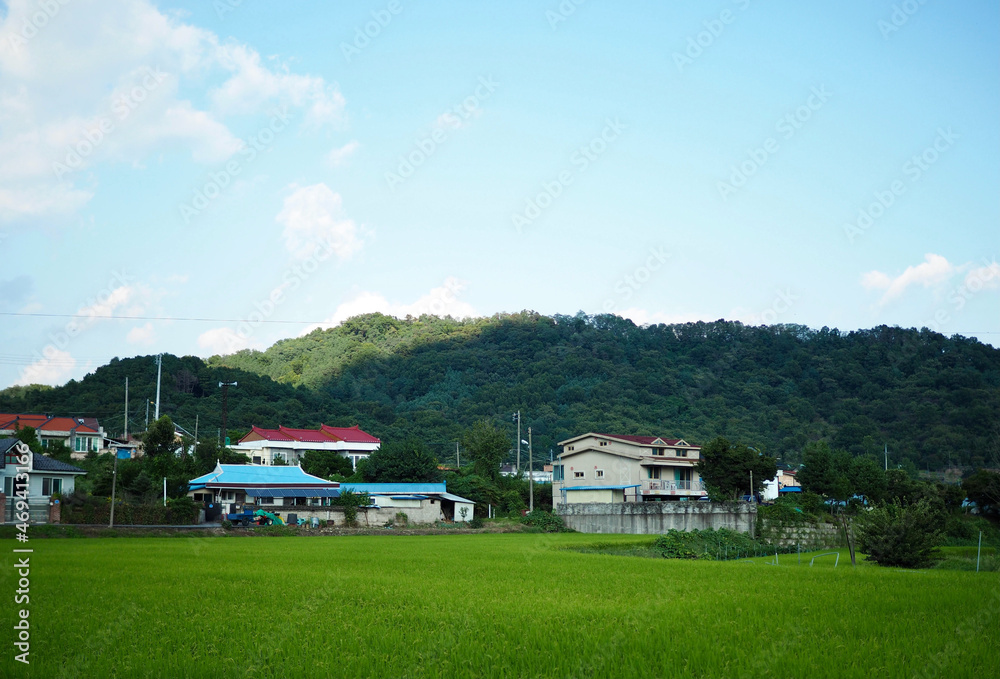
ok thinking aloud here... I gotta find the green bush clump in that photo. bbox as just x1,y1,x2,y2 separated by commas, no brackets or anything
520,510,570,533
654,528,791,560
856,500,943,568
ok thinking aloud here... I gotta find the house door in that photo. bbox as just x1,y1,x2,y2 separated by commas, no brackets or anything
675,469,692,489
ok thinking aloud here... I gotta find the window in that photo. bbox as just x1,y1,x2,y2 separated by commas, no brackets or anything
567,445,575,451
654,448,664,456
675,449,688,457
647,468,661,480
573,471,585,479
4,476,12,496
221,490,235,501
599,441,608,447
553,465,564,481
252,456,261,465
595,470,605,479
42,478,63,496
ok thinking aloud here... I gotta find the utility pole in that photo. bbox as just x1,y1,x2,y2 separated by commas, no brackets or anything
750,469,754,503
884,443,888,471
154,353,162,420
124,377,128,440
194,414,199,452
528,427,534,513
109,452,119,528
219,381,237,445
513,411,521,472
455,441,460,468
145,398,150,429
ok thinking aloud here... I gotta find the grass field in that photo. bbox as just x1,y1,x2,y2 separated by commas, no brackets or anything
2,533,998,679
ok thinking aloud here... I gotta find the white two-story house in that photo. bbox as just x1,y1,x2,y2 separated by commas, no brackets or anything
553,433,706,505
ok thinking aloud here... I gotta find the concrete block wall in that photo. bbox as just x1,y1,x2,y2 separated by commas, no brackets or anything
555,502,757,535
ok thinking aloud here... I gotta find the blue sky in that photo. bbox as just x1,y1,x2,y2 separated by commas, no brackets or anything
0,0,997,388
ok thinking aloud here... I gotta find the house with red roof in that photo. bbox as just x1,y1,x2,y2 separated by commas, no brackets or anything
0,413,105,458
233,424,380,469
553,433,705,505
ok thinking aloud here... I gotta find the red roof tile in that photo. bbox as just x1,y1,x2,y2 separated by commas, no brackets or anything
597,434,685,446
321,424,380,444
240,424,379,444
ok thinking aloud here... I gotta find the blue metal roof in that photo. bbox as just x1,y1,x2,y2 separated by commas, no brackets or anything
187,463,336,489
341,482,447,495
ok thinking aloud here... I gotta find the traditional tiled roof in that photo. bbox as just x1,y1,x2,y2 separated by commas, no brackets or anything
0,414,99,434
321,424,380,443
32,454,87,474
596,434,685,446
239,424,379,445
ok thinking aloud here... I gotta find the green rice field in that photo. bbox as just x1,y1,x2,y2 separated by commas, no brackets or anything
2,533,997,679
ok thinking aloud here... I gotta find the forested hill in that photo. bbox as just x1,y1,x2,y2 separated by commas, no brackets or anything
2,314,998,471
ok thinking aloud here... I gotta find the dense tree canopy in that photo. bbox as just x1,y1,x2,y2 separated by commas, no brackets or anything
696,437,777,501
360,438,442,483
2,315,997,474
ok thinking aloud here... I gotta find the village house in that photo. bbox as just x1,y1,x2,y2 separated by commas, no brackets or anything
1,438,87,522
0,413,105,458
232,424,380,469
552,433,706,505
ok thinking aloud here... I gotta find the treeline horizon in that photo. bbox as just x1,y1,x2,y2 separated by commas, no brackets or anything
2,313,998,473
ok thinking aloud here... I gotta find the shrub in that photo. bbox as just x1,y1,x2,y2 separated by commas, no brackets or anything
469,517,485,529
520,510,570,533
856,500,943,568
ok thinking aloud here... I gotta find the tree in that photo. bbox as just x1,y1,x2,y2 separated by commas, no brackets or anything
798,441,840,497
143,415,176,478
696,437,777,501
361,439,441,483
848,456,887,504
301,450,354,480
462,420,510,482
14,426,42,455
856,499,943,568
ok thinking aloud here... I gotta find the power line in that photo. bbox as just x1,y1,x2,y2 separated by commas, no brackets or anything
0,311,326,325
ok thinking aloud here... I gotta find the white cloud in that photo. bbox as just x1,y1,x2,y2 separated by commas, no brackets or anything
211,44,346,128
0,0,345,223
325,140,360,167
964,261,1000,291
301,278,477,334
126,322,155,345
277,183,364,261
197,327,255,355
861,253,956,306
15,349,77,386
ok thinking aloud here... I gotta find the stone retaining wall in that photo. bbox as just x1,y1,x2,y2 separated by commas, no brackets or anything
555,502,756,535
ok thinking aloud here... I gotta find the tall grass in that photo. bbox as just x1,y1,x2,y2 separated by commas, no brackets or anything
1,533,997,678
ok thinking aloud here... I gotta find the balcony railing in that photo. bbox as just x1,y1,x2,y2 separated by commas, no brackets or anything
642,479,705,493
